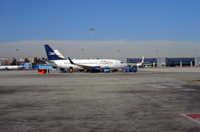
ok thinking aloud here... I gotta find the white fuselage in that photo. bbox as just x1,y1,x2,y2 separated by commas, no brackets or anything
136,62,143,67
52,59,127,70
135,57,144,67
0,65,20,70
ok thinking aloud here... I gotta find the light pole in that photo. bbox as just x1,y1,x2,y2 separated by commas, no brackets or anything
195,49,198,57
117,50,120,60
90,28,95,59
156,49,158,55
81,48,84,58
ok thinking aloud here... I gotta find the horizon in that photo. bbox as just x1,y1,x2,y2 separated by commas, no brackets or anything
0,0,200,59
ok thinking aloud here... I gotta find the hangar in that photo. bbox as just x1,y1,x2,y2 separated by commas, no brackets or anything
165,58,195,67
127,57,200,67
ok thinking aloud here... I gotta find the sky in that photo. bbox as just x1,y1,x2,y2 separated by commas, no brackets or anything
0,0,200,60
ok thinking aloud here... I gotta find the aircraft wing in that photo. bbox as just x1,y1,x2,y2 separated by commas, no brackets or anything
68,57,99,70
45,60,58,67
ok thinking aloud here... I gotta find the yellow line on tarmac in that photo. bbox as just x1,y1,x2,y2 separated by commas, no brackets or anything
183,79,200,82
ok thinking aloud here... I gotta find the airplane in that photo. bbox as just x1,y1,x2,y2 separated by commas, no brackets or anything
143,62,158,68
130,57,157,68
45,50,65,67
0,62,25,70
54,50,65,59
44,44,128,72
135,56,144,67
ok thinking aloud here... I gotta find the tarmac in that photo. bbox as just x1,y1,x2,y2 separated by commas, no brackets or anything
0,67,200,132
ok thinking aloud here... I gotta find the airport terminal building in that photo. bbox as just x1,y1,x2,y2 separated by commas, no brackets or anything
127,57,200,67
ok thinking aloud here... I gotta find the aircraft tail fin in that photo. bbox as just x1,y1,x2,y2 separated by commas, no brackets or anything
142,56,144,63
54,50,65,59
44,44,65,60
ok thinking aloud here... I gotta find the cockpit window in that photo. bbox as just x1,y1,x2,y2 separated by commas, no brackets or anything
120,62,124,64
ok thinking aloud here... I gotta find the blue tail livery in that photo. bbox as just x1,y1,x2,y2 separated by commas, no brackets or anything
44,44,65,60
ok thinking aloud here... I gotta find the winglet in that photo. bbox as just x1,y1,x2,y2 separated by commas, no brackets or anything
68,57,75,64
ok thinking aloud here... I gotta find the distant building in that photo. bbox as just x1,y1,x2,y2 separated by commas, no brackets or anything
195,57,200,66
20,58,30,63
0,58,15,65
0,58,10,65
24,62,32,70
25,58,30,62
19,57,47,65
165,58,195,67
10,57,17,65
36,58,47,64
127,57,200,67
31,57,38,63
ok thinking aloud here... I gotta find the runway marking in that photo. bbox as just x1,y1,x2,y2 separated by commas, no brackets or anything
183,79,200,82
181,114,200,125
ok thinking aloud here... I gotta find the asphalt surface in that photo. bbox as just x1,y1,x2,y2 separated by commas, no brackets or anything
0,68,200,132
